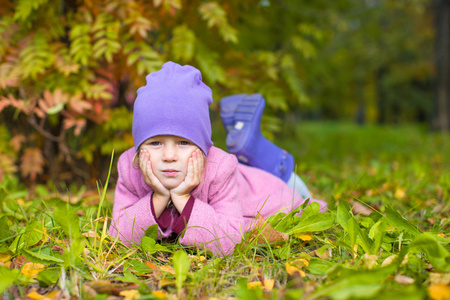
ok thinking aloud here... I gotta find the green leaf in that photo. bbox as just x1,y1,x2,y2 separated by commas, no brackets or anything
144,224,159,240
141,236,169,254
36,268,59,287
310,266,395,300
46,103,65,115
0,216,10,242
369,219,388,253
337,201,352,231
14,0,48,21
173,250,191,295
408,233,450,271
9,220,43,252
53,202,81,240
385,206,420,236
287,212,334,234
171,25,196,62
0,266,19,294
21,249,64,264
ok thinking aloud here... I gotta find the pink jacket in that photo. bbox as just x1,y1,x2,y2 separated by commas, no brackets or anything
109,146,318,255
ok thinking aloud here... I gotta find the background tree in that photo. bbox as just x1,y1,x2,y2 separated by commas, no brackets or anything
0,0,439,186
433,0,450,131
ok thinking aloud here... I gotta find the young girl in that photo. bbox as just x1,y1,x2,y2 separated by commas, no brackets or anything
109,62,327,256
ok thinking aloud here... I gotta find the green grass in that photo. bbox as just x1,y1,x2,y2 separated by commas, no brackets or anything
0,122,449,299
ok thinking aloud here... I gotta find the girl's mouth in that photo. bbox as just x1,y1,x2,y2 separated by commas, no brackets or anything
162,170,179,177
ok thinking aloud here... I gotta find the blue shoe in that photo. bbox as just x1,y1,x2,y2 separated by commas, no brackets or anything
220,93,247,133
225,93,294,182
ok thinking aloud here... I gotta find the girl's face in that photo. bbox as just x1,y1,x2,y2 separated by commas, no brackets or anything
140,135,201,189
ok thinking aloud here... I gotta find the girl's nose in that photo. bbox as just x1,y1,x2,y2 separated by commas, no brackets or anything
163,145,177,161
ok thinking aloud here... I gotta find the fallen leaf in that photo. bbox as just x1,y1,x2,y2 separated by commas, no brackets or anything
27,290,60,300
0,252,12,267
247,281,262,289
27,292,45,300
87,280,120,295
428,284,450,300
394,188,406,199
119,289,140,299
263,279,275,291
159,278,175,288
21,262,45,278
364,254,378,270
296,234,313,241
285,263,306,277
351,201,373,216
430,273,450,285
313,249,330,259
249,214,288,245
145,261,157,269
395,274,415,284
160,265,175,275
152,290,167,299
381,254,408,267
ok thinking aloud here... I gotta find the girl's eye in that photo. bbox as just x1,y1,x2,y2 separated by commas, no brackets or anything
150,141,161,146
179,141,189,145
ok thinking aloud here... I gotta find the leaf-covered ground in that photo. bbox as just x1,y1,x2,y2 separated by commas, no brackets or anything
0,122,449,300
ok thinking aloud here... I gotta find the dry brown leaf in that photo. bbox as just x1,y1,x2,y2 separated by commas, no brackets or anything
145,261,157,269
249,214,288,245
430,273,450,285
428,284,450,300
351,201,373,216
395,274,415,284
86,280,120,296
364,254,379,270
313,249,330,259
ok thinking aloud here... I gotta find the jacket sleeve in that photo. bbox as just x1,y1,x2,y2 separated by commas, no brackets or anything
109,152,173,245
179,154,245,256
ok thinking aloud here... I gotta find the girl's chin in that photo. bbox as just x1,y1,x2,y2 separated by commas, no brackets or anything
160,179,182,190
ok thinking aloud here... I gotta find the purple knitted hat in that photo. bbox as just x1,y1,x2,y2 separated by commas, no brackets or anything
132,61,213,155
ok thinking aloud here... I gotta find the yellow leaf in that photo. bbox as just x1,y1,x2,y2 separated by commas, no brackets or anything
119,290,141,299
160,265,175,275
285,263,306,277
395,188,406,199
428,284,450,300
21,262,45,278
263,279,275,291
27,292,45,300
247,281,262,289
152,290,167,299
296,234,313,241
159,278,175,288
0,252,12,265
296,258,309,267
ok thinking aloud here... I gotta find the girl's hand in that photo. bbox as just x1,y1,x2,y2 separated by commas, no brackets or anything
170,149,205,211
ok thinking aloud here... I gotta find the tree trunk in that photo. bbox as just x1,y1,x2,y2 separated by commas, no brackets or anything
433,0,450,131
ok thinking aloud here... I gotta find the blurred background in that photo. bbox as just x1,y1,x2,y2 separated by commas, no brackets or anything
0,0,448,189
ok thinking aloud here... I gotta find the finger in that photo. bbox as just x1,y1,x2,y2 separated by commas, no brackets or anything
187,157,194,183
